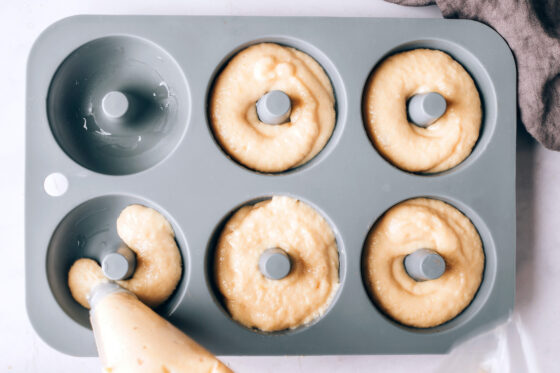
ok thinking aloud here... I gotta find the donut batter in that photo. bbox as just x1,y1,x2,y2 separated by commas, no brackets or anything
364,49,482,173
68,204,182,309
215,196,339,331
363,198,484,328
210,43,336,173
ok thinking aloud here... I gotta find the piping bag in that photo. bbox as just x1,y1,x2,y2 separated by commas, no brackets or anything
86,282,232,373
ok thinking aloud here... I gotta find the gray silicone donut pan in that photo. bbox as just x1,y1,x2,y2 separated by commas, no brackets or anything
25,16,516,356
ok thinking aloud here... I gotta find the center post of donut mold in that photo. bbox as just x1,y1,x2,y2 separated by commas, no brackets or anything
259,247,292,280
256,90,292,125
407,92,447,127
404,248,446,281
101,244,137,281
101,91,130,119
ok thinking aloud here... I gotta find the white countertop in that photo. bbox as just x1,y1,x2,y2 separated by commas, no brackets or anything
1,1,558,372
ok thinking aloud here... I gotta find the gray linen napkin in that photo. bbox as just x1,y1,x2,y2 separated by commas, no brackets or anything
386,0,560,150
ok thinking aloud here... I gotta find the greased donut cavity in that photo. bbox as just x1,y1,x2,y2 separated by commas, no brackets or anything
363,198,485,328
210,43,336,173
364,49,482,173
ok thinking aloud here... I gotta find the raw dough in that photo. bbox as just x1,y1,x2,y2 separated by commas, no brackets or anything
363,198,484,328
215,196,339,331
210,43,336,173
68,258,108,309
364,49,482,173
68,204,182,309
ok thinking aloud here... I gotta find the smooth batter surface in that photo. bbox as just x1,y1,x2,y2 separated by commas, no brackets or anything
93,291,231,373
210,43,336,173
68,204,182,309
215,196,339,332
364,49,482,173
363,198,484,328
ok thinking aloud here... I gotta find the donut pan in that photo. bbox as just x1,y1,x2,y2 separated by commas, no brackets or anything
25,16,516,356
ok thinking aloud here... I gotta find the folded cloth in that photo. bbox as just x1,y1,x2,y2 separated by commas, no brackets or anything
386,0,560,150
